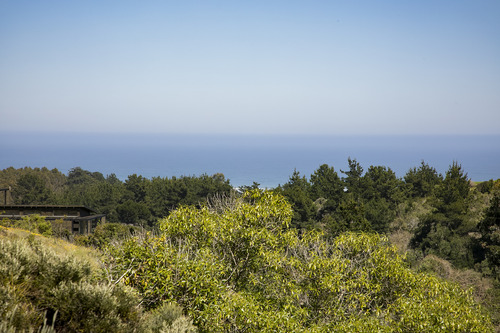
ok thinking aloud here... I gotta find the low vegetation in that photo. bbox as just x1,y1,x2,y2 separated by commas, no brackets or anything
0,227,195,333
109,190,493,332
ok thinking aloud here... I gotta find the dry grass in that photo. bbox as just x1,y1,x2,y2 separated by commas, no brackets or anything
388,230,412,256
391,198,432,232
0,225,103,271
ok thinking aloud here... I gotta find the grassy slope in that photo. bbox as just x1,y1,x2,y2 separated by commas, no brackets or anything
0,226,103,268
0,226,197,333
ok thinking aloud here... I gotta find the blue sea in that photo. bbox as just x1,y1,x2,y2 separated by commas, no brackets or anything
1,133,499,188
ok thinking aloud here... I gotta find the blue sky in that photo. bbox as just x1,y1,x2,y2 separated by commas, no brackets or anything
1,1,499,135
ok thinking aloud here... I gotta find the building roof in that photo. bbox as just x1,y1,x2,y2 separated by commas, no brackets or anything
0,205,98,214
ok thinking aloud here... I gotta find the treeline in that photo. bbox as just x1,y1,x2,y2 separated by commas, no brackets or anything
0,167,232,225
275,160,500,275
1,162,499,275
2,161,499,273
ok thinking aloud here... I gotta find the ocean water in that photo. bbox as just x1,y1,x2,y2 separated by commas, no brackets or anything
1,133,499,188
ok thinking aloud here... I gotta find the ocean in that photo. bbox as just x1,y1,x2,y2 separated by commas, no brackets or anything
1,133,499,188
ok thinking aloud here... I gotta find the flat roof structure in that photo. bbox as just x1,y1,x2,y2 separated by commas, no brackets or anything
0,204,105,234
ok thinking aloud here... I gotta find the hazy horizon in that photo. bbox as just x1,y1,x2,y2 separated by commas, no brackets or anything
2,132,499,186
1,1,499,136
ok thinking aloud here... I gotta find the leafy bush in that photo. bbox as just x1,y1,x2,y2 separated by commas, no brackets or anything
74,222,138,249
0,215,53,236
49,281,141,333
141,302,196,333
0,233,142,332
476,179,496,194
36,221,53,236
110,190,493,332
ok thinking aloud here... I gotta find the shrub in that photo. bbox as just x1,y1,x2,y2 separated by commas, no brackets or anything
49,281,141,333
74,222,137,249
141,302,196,333
36,221,53,237
111,190,493,332
0,234,144,332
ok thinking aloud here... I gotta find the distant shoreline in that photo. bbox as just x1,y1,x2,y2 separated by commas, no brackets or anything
2,133,499,187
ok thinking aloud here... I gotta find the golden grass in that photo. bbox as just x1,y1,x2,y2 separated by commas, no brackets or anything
0,225,103,271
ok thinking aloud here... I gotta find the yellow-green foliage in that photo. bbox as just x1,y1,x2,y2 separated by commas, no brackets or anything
0,227,197,333
0,231,142,332
141,302,197,333
0,215,53,237
111,190,493,332
74,222,138,249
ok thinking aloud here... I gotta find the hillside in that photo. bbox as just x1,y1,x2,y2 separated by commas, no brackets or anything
3,190,494,332
0,226,195,333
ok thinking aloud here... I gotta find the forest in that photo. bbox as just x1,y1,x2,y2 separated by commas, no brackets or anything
1,161,499,332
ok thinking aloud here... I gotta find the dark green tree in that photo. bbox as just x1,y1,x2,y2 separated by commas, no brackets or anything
67,167,104,186
362,165,405,233
238,182,261,193
143,174,232,222
363,166,404,202
83,181,123,221
279,169,315,230
181,173,232,206
478,193,500,277
146,177,188,219
124,174,150,203
105,173,122,185
404,161,443,197
324,194,371,237
411,162,476,268
12,174,54,204
309,164,344,218
116,200,151,224
435,162,471,210
341,158,364,199
310,164,343,201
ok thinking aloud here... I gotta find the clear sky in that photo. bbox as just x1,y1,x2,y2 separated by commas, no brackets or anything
1,0,499,135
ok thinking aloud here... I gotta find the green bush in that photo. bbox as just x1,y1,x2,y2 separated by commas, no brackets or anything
74,222,137,249
0,235,144,332
111,190,493,332
36,221,53,237
0,215,55,238
49,281,141,333
141,302,196,333
476,179,495,193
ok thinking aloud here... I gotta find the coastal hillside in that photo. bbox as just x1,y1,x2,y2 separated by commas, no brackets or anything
1,190,496,332
1,162,499,331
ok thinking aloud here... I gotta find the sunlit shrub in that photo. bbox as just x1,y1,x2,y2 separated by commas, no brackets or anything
0,235,144,332
111,190,493,332
74,222,137,248
49,281,142,333
141,302,196,333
